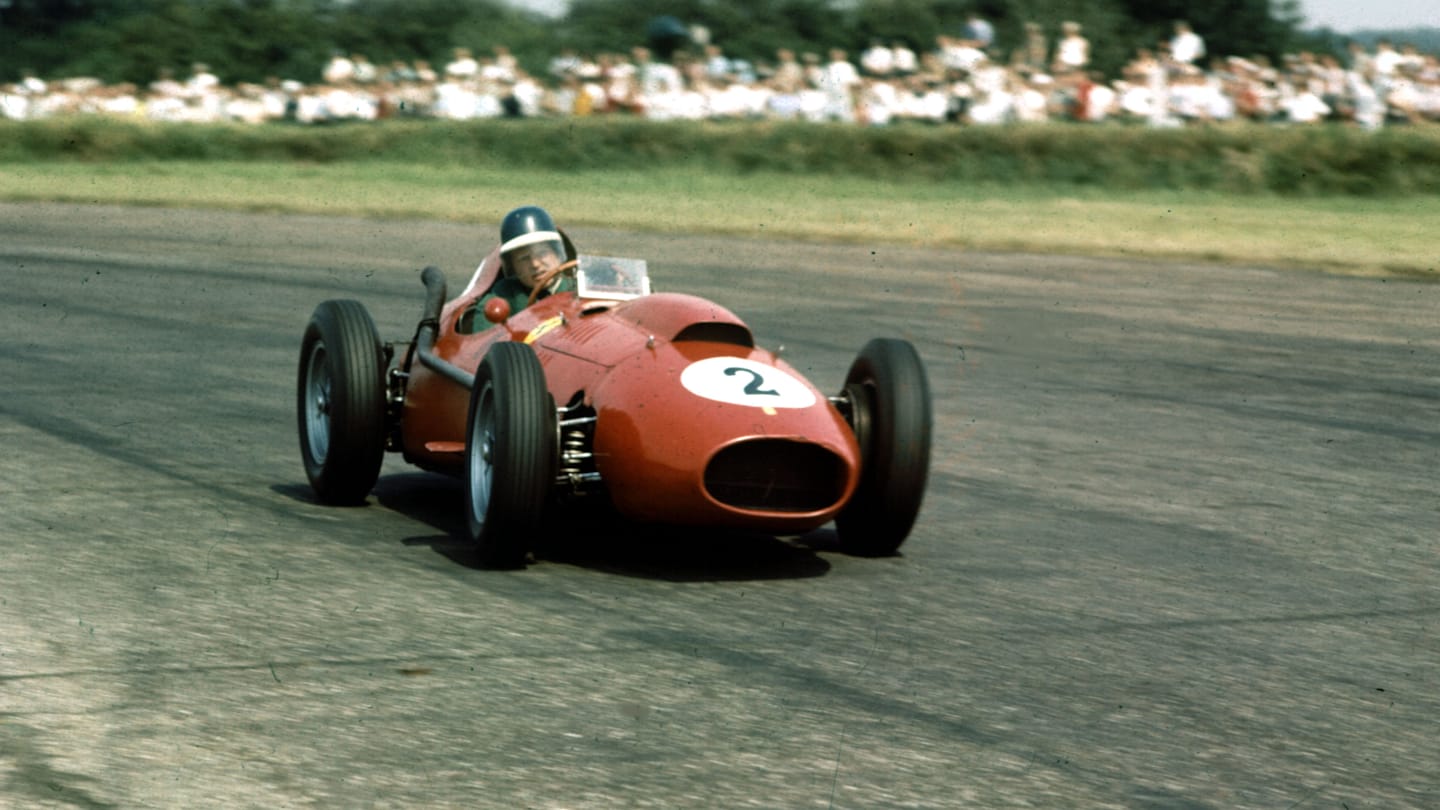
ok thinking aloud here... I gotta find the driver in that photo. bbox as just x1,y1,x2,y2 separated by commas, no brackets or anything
477,205,576,316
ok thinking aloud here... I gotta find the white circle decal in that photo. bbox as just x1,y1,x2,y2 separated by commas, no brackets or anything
680,357,817,409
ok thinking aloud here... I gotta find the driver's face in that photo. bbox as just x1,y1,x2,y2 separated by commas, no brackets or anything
510,243,561,288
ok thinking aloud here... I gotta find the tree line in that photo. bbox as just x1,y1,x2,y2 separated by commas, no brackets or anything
0,0,1355,85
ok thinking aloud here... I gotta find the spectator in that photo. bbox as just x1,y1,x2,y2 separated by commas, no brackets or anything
1344,68,1385,129
1020,22,1048,73
892,41,919,76
1345,41,1374,75
20,69,47,96
1384,65,1424,123
768,48,806,119
322,52,355,84
10,21,1437,131
1281,72,1332,123
1053,22,1090,73
1,83,28,120
861,40,895,77
703,44,732,82
352,54,378,84
445,47,479,80
858,76,897,125
938,34,987,74
549,47,583,79
149,67,184,98
492,45,519,82
818,48,861,122
187,63,220,95
1014,73,1051,122
1170,21,1206,66
963,13,995,50
632,46,683,120
966,59,1015,125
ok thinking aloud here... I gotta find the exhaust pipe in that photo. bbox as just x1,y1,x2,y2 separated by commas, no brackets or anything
413,266,475,389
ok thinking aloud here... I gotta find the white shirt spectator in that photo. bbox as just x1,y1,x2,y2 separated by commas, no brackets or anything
1054,24,1090,70
1086,82,1117,121
859,79,897,125
1345,71,1384,129
892,44,919,75
323,55,355,84
492,46,519,80
1117,81,1154,118
639,59,683,96
898,78,947,122
1170,24,1206,66
1373,43,1404,76
1283,89,1331,123
187,65,220,96
819,51,861,121
445,49,479,80
549,49,582,78
1,86,29,120
1014,81,1049,122
968,87,1015,125
352,55,378,84
861,43,895,76
511,75,544,116
939,36,987,73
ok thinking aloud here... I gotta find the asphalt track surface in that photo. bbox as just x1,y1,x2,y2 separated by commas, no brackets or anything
2,202,1436,809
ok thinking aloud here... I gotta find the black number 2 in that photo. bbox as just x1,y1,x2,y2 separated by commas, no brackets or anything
724,366,780,396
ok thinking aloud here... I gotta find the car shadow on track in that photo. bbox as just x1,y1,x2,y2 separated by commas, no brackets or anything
360,472,835,582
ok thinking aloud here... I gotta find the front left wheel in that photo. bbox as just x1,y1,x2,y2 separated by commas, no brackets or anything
834,338,933,556
465,342,556,568
297,300,387,505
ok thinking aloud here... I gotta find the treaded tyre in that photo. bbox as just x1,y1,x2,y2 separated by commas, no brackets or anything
297,300,388,505
835,338,933,556
465,341,556,568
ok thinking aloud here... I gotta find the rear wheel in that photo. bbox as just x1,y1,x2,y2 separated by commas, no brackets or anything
465,342,556,568
297,300,387,505
835,338,933,556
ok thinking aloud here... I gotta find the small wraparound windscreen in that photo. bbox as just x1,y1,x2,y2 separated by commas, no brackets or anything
576,255,651,300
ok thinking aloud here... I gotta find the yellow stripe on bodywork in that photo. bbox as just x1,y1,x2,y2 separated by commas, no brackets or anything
523,315,565,344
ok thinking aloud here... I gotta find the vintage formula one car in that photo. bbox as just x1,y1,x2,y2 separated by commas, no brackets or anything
297,239,932,567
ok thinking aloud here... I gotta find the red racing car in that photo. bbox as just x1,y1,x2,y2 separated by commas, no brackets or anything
297,240,932,567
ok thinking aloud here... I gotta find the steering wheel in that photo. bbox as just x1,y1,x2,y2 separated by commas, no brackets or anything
528,259,578,306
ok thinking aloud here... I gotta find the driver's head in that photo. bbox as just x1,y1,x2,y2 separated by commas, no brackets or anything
499,205,566,290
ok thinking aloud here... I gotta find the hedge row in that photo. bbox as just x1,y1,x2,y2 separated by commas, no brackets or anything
5,117,1439,196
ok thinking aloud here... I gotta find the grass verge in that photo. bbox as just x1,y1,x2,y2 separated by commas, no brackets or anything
1,160,1434,277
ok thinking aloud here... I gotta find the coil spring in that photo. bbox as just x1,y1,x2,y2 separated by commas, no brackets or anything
560,427,588,479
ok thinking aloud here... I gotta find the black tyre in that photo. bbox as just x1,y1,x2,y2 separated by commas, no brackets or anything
835,338,933,556
465,342,556,568
297,300,388,505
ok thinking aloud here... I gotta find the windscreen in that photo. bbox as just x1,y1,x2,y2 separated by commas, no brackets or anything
575,255,651,300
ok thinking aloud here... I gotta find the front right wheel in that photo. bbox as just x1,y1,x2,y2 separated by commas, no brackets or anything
835,338,933,556
465,342,556,568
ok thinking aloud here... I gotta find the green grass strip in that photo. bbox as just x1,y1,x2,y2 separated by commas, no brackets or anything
2,160,1433,277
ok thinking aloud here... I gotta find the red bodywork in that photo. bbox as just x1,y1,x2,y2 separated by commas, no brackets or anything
396,255,862,534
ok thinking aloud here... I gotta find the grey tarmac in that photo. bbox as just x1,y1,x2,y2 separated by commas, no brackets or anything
1,202,1436,808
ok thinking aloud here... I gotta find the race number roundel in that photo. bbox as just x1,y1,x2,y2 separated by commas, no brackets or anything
680,357,817,410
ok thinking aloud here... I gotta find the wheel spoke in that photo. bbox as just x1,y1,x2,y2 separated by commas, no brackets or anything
306,345,330,464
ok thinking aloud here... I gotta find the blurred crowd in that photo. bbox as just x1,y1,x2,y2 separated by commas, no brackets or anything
3,18,1438,129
